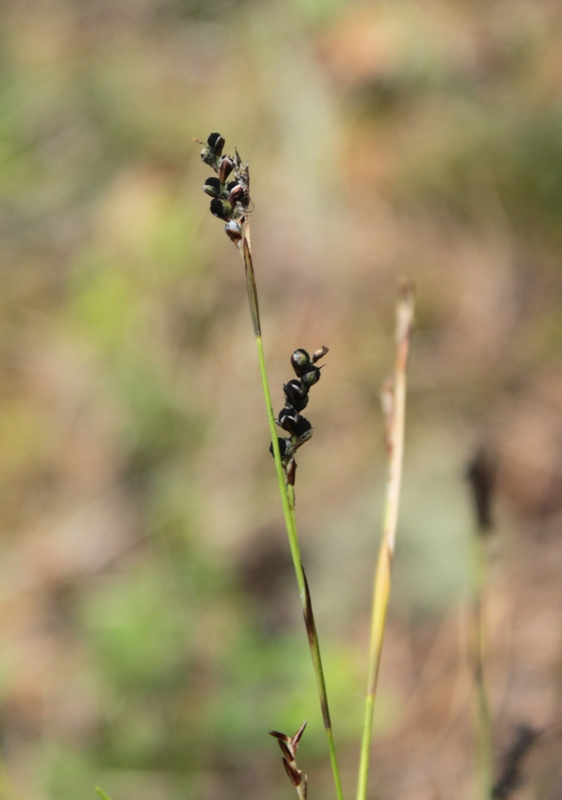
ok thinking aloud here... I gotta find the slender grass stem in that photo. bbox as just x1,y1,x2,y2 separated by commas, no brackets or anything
240,229,345,800
470,534,494,800
356,281,415,800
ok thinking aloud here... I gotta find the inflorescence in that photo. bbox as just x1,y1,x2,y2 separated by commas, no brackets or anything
271,346,329,485
196,132,251,247
197,132,328,487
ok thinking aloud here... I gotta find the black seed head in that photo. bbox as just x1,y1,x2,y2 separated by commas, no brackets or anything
301,366,321,388
210,198,232,221
270,437,291,459
207,132,225,154
291,349,311,377
278,407,300,435
283,379,309,412
294,417,312,439
203,177,222,198
200,132,225,165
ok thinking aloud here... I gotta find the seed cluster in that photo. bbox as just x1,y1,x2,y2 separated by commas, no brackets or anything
197,132,251,247
271,346,328,485
269,722,308,799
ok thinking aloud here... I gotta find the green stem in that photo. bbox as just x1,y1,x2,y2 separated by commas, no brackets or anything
287,488,344,800
240,234,345,800
356,520,393,800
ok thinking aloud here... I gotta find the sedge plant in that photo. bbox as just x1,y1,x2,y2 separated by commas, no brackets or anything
195,132,414,800
196,132,344,800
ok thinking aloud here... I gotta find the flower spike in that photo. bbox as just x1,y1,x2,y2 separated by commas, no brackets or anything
270,346,328,486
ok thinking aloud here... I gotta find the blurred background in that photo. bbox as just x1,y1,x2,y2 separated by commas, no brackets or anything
1,0,562,798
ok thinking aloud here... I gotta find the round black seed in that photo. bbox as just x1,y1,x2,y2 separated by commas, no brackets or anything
210,198,231,221
283,380,309,411
291,349,311,377
301,366,321,387
269,437,290,458
278,407,300,435
295,417,312,438
207,132,225,153
203,177,222,198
